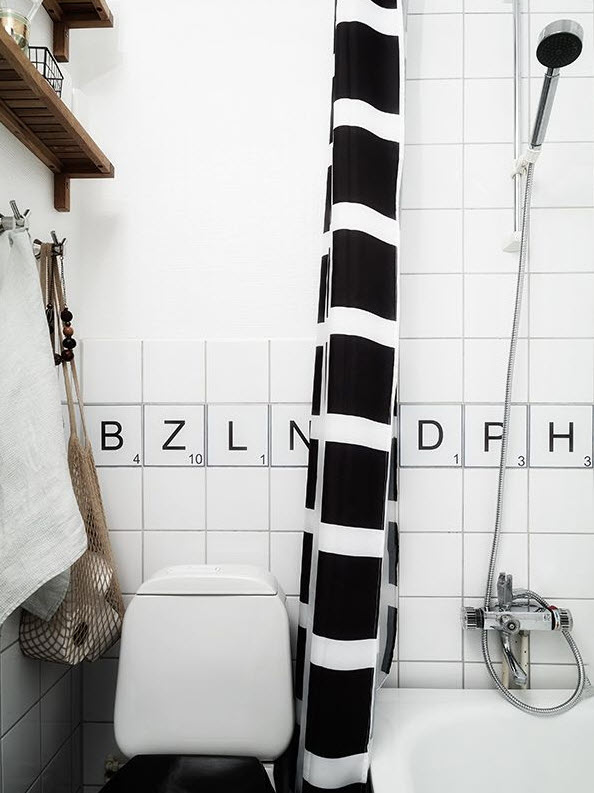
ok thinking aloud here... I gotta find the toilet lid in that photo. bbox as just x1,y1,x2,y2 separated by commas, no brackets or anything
137,564,279,596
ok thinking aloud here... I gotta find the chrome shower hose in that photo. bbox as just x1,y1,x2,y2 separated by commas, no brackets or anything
481,161,589,715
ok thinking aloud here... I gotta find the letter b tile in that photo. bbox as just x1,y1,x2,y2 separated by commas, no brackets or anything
86,405,143,467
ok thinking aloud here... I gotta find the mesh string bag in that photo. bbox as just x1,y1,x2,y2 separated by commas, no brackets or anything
19,243,125,663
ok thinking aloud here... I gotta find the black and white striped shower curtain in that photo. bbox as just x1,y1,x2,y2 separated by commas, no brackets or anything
290,2,404,792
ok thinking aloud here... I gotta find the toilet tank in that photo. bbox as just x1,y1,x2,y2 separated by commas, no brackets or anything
114,565,294,760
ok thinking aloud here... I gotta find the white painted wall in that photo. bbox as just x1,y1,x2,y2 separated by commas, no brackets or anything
67,0,334,340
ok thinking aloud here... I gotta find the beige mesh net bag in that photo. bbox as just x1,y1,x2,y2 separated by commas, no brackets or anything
20,243,125,664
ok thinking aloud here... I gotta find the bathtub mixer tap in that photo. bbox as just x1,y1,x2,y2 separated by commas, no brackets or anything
462,573,574,688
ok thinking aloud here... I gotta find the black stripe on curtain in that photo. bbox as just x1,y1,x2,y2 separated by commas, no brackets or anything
313,552,382,641
331,231,397,320
333,127,399,218
335,23,400,114
327,335,395,424
304,665,375,758
321,443,389,530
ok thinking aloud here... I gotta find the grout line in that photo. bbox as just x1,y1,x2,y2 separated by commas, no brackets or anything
461,0,467,688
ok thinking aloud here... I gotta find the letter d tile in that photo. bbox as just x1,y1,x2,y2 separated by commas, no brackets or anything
399,405,462,467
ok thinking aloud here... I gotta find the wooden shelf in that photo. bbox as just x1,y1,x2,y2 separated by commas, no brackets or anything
43,1,114,62
0,28,114,212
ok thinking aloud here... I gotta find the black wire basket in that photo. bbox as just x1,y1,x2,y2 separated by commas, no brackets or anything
29,46,64,97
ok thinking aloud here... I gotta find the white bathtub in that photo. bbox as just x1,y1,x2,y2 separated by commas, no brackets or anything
371,688,594,793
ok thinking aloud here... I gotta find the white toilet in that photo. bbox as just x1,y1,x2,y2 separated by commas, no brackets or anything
114,564,294,764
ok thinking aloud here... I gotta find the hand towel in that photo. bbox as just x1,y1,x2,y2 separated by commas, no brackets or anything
0,228,87,626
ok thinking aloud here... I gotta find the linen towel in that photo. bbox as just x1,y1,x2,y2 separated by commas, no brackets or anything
0,228,87,626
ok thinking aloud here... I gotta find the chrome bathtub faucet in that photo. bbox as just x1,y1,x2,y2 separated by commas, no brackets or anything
462,572,574,688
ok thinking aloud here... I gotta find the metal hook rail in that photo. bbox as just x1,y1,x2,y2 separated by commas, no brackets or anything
0,200,30,234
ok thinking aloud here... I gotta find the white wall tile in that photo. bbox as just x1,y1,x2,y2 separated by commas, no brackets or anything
530,664,589,689
464,468,528,532
109,531,142,595
531,143,594,208
399,662,463,689
399,275,463,337
407,0,462,11
270,533,303,596
406,14,464,79
399,469,463,532
270,340,315,403
143,467,206,530
206,340,269,403
463,209,518,273
82,340,141,404
530,77,594,143
207,531,269,568
270,468,307,531
41,739,71,793
1,643,40,735
399,533,463,596
142,340,205,403
464,13,514,78
530,209,594,273
463,661,502,689
530,469,594,532
206,468,269,530
464,338,528,403
143,532,206,580
400,210,463,274
401,145,463,209
398,598,462,661
1,704,41,793
464,533,528,597
40,674,71,767
97,468,142,531
405,80,463,144
530,0,592,9
399,339,463,402
530,275,594,337
530,339,594,403
464,79,514,142
143,405,205,466
0,610,20,652
82,661,118,724
82,723,118,786
531,535,594,598
464,144,515,208
207,405,269,466
464,274,528,337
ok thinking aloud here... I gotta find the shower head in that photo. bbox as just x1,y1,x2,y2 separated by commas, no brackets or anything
530,20,584,150
536,19,584,69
